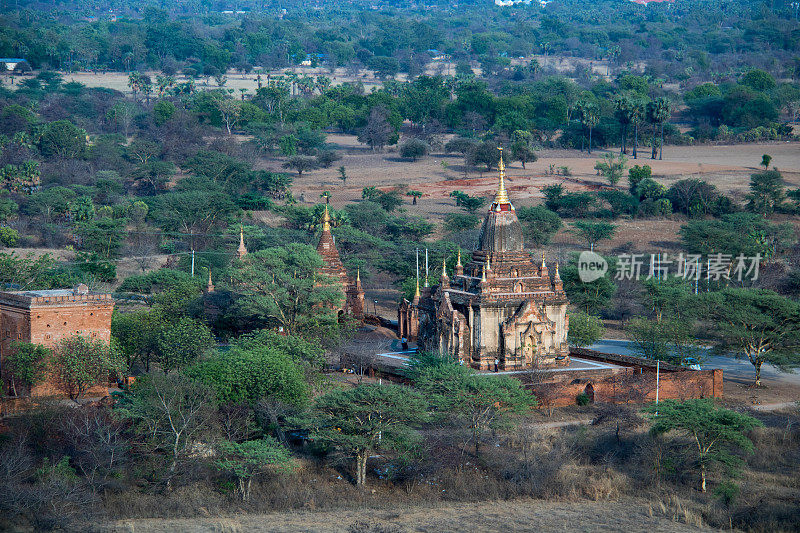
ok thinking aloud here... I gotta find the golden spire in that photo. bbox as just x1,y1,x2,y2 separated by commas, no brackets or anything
555,261,560,278
322,204,331,232
541,252,546,269
237,225,248,258
442,257,447,277
456,249,462,267
481,266,487,283
494,147,511,206
414,276,420,298
356,268,361,283
207,270,214,292
486,255,491,271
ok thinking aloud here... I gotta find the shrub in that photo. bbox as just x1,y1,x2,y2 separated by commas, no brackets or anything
0,226,19,247
399,138,429,161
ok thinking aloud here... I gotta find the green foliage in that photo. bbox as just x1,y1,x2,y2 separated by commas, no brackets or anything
569,221,617,251
215,438,294,501
190,343,309,406
567,311,604,348
627,164,652,194
303,384,429,485
561,257,617,314
4,342,49,396
746,170,785,215
644,399,762,492
704,288,800,385
229,244,342,338
156,317,214,373
679,213,796,260
49,335,122,402
0,226,19,247
595,153,628,186
410,355,535,454
516,206,561,247
444,213,480,234
399,138,429,161
37,120,86,158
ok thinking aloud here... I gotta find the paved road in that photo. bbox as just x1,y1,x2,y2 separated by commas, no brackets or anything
588,339,800,389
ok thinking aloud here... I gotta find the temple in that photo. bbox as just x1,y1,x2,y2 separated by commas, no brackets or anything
316,204,365,319
403,150,570,370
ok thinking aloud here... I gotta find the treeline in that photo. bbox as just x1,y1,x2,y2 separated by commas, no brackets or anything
3,0,800,86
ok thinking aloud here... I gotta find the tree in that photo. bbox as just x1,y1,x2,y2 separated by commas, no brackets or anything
282,156,319,178
569,221,617,252
357,106,394,151
406,190,423,205
337,166,347,185
215,438,294,501
679,213,795,260
705,288,800,386
229,244,343,337
156,317,214,373
216,98,242,135
594,153,628,186
4,342,49,397
561,260,617,314
516,206,562,246
760,154,772,170
510,130,537,168
120,372,215,477
646,97,671,160
576,100,599,154
74,217,125,259
305,384,429,486
460,195,487,214
411,357,535,456
746,170,785,215
567,311,604,347
49,336,121,403
643,399,762,492
399,138,429,161
37,120,86,159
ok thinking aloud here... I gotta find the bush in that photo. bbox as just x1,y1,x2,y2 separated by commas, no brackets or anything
576,392,591,406
399,138,429,161
0,226,19,247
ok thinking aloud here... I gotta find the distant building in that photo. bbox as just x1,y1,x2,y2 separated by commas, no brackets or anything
0,58,29,72
0,285,114,398
406,154,570,370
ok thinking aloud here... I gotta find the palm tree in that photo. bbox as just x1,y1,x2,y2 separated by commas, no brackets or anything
613,93,634,155
576,100,599,154
630,96,648,160
646,97,671,160
406,190,423,205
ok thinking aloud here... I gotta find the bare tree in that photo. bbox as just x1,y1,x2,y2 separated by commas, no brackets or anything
339,338,389,383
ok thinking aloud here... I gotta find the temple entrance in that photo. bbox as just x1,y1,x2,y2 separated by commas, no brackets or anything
583,383,595,404
522,335,538,366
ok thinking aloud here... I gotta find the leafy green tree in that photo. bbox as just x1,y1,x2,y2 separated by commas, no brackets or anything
627,164,652,195
406,190,423,205
304,384,428,486
411,357,535,455
215,438,294,501
282,155,319,177
37,120,87,158
595,153,628,186
49,335,122,402
705,288,800,386
4,341,49,397
740,69,776,92
461,195,487,214
156,317,214,373
679,213,795,260
644,399,762,492
516,206,562,246
561,260,617,314
760,154,772,170
567,311,604,347
189,342,309,406
230,244,342,337
510,130,537,168
569,221,617,252
444,213,480,233
74,217,125,259
746,170,785,215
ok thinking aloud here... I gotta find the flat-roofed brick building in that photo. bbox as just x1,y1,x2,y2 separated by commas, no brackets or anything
0,284,114,398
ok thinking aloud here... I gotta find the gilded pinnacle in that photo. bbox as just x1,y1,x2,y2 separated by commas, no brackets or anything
456,249,462,267
494,147,511,206
322,204,331,232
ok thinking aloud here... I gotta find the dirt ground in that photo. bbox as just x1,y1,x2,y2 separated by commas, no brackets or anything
101,498,710,533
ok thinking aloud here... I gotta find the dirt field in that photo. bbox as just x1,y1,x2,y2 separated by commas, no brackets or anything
101,498,710,533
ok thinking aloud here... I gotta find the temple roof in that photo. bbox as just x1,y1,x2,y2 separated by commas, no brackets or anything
477,148,524,253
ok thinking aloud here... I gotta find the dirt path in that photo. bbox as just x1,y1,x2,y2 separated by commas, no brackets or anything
101,498,711,532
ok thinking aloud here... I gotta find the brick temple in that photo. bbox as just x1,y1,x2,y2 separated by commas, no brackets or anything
317,204,365,319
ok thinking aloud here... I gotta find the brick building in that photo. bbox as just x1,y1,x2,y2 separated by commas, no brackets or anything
317,204,365,319
0,284,114,398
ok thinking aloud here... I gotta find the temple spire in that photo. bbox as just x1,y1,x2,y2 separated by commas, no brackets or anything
237,225,248,259
493,147,511,208
206,270,214,293
322,204,331,232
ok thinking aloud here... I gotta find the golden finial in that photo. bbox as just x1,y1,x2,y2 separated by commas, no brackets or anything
322,204,331,232
541,252,546,269
494,147,511,206
481,266,487,283
356,268,361,283
486,255,491,271
442,257,447,277
414,276,421,298
456,249,462,267
555,261,560,278
237,224,248,258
